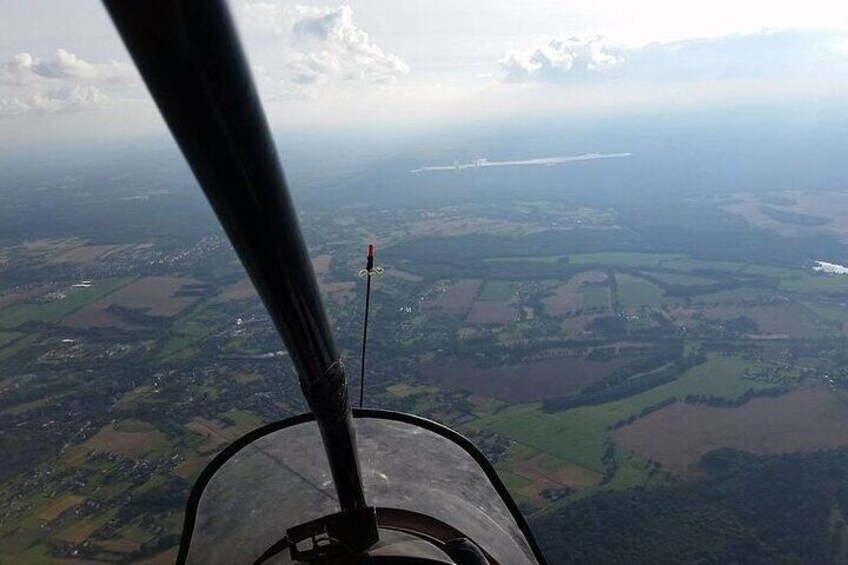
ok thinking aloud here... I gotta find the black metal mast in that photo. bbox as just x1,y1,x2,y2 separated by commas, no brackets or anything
102,0,365,512
358,244,377,408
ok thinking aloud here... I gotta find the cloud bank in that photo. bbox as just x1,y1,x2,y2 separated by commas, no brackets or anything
500,37,624,82
2,49,132,85
239,3,408,87
1,49,134,115
0,85,109,116
498,29,848,84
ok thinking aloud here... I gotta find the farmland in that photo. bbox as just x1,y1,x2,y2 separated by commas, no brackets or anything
64,276,202,329
83,422,171,458
543,271,609,316
425,357,629,402
0,278,135,329
4,142,848,564
616,388,848,475
474,355,782,473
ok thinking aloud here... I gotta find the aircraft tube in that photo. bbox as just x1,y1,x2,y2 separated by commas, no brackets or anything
102,0,366,512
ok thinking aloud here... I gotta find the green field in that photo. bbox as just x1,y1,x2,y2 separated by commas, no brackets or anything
483,255,565,265
478,280,514,301
496,469,534,493
0,333,38,361
616,274,664,309
569,252,688,269
0,331,22,348
778,273,848,293
694,286,775,304
581,286,610,309
658,257,749,274
487,250,848,297
0,277,135,329
645,271,719,286
222,409,263,430
474,355,776,474
159,301,221,360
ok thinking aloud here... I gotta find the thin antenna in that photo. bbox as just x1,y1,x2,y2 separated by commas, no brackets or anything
358,244,382,407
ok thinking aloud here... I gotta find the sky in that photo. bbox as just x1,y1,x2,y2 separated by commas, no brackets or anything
0,0,847,148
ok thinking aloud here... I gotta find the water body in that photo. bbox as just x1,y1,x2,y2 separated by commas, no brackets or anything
410,152,633,173
813,260,848,274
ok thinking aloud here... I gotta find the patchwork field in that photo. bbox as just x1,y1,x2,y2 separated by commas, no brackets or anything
543,271,609,316
497,444,602,504
184,412,260,448
421,279,483,315
615,274,665,309
475,355,778,474
568,252,688,269
426,357,627,402
478,280,515,301
721,191,848,242
64,276,200,329
0,286,45,310
51,244,119,264
38,495,85,522
0,278,134,329
701,303,820,338
467,301,516,324
615,388,848,475
83,423,170,458
217,278,258,302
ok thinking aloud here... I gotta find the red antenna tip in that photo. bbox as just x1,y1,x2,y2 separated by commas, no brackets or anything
368,244,374,258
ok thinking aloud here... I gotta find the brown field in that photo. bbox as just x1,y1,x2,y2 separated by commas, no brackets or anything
234,371,261,384
172,454,210,480
59,520,101,544
701,304,818,338
220,255,350,305
543,271,608,316
320,281,356,294
99,538,142,554
548,463,604,487
615,388,848,476
185,418,241,446
17,238,123,264
466,301,517,325
514,453,601,488
61,445,90,468
436,280,482,312
52,244,118,264
63,308,138,330
39,495,85,522
0,286,45,309
408,216,530,237
83,425,169,458
722,194,806,237
424,357,627,402
65,276,200,328
560,314,599,336
134,548,179,565
195,440,221,455
722,192,848,242
509,453,602,504
217,278,258,302
386,268,423,282
20,238,76,254
312,254,331,277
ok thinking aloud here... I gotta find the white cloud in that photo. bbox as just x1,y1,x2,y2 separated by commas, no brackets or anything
500,37,624,82
0,85,110,116
498,29,848,83
0,49,134,116
1,49,133,85
238,3,409,87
